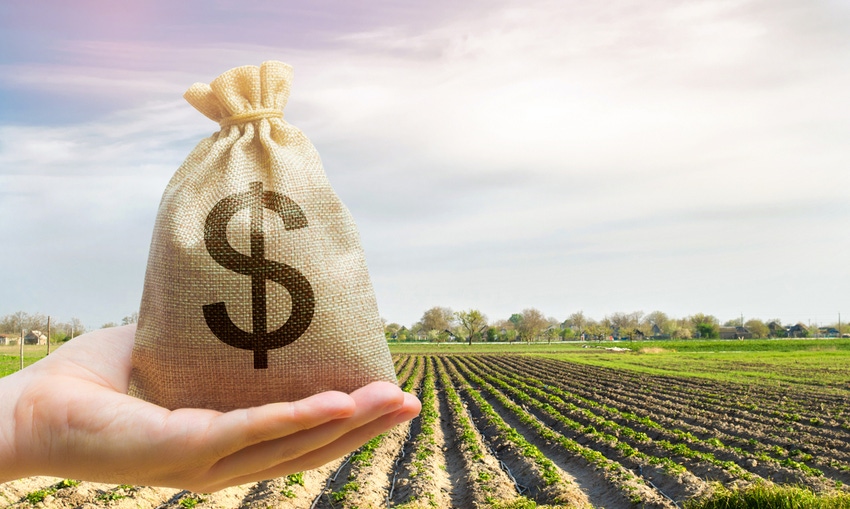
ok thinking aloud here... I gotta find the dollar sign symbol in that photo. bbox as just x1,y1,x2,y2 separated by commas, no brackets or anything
202,181,314,369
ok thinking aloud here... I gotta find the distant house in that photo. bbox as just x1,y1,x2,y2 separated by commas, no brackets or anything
767,322,786,338
650,324,671,340
719,326,752,340
0,334,14,346
818,327,839,338
24,330,47,345
787,323,808,338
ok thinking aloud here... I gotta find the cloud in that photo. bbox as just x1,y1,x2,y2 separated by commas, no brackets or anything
1,0,849,327
0,100,209,176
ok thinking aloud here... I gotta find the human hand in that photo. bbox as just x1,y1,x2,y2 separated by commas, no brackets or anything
0,325,420,492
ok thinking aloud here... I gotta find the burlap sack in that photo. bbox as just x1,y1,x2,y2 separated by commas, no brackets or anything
128,61,397,411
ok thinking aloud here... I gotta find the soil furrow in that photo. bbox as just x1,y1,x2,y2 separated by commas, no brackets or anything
507,356,849,489
447,356,635,509
434,356,522,508
464,355,717,502
484,356,826,487
391,357,454,508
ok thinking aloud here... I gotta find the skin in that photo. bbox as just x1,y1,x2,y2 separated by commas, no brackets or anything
0,325,420,492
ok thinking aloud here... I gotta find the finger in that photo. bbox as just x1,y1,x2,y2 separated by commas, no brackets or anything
203,390,356,460
204,383,406,480
212,396,420,490
286,393,421,468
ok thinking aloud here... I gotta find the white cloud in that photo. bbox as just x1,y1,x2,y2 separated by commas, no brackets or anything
2,0,849,327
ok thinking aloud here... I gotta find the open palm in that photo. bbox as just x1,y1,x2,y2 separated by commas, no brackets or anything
0,325,419,492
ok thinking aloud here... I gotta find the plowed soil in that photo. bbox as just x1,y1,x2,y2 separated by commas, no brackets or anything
3,354,849,508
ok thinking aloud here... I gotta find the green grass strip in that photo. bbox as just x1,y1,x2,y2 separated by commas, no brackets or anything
684,483,850,509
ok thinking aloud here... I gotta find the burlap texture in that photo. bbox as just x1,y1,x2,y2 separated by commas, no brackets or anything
128,61,397,411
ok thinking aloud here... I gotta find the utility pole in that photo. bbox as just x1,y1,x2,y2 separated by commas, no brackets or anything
47,316,51,355
18,311,24,371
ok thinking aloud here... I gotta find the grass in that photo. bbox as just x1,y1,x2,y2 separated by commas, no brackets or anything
537,340,850,390
0,344,55,377
390,341,589,355
390,338,850,354
685,483,850,509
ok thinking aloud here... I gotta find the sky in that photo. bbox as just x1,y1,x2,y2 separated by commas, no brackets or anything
1,0,849,331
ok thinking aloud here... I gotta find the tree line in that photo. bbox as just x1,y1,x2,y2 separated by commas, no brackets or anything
0,311,140,342
384,307,849,343
4,308,842,345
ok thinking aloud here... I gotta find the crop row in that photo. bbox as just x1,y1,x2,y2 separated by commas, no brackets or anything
5,354,848,509
500,356,850,487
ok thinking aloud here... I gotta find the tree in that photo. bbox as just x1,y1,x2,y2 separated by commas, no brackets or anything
723,316,745,327
410,322,427,341
384,322,401,340
396,326,414,342
0,311,48,334
508,313,523,328
492,318,514,341
543,325,560,344
644,310,673,337
427,329,450,343
674,327,693,339
69,317,86,339
585,321,609,341
605,311,643,339
101,322,119,329
564,311,587,338
765,319,786,338
644,310,668,328
745,319,769,339
122,312,139,325
421,306,454,334
690,313,719,339
518,308,547,343
0,313,21,334
455,309,488,345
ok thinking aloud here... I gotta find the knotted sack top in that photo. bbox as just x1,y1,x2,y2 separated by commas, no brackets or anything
184,60,292,128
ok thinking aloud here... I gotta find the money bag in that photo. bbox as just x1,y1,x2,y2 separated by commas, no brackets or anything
128,61,397,411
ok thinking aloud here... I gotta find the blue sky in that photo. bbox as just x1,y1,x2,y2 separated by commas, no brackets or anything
2,0,849,330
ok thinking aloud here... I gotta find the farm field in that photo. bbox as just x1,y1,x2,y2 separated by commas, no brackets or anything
2,347,850,508
0,345,54,378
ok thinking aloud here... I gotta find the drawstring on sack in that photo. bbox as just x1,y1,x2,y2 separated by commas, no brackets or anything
219,108,283,127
